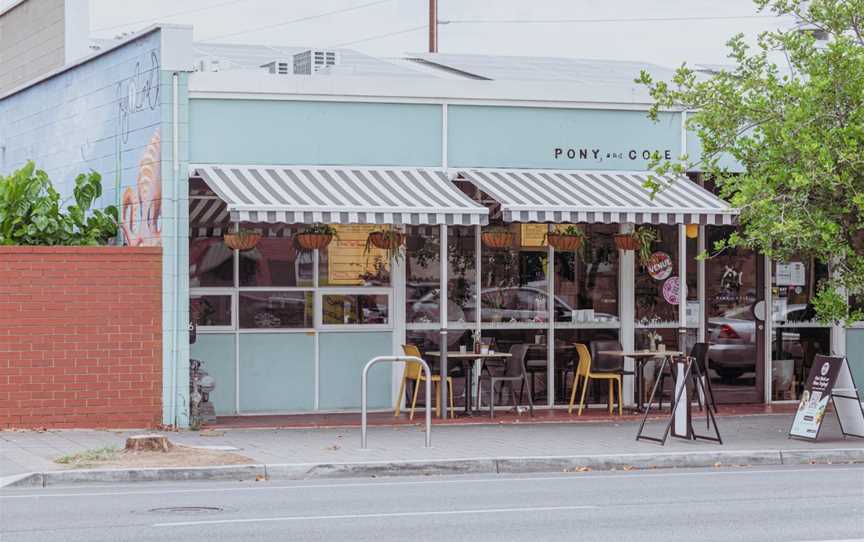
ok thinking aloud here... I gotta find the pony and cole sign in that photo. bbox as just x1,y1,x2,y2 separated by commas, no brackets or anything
789,355,864,441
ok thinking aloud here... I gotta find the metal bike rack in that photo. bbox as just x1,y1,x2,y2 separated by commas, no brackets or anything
361,355,432,449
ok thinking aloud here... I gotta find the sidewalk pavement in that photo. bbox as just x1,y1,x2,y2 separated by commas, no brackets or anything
2,414,863,487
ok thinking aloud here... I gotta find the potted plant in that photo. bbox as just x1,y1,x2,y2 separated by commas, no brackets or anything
481,226,513,249
365,228,405,262
614,226,657,264
223,228,261,251
295,224,337,250
545,225,585,251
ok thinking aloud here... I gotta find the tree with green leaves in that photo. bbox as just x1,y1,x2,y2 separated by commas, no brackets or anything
638,0,864,323
0,161,118,246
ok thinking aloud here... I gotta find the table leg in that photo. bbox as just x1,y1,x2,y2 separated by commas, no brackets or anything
460,361,474,417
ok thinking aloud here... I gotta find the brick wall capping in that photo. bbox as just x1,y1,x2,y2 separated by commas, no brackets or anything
0,246,161,256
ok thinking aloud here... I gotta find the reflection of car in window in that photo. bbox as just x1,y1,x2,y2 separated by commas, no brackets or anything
708,303,806,379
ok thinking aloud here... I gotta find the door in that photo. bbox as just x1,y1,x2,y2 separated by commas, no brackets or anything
704,227,765,403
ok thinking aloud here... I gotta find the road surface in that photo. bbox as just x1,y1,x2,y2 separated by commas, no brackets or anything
2,465,863,541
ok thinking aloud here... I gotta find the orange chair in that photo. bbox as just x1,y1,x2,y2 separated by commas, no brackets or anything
395,345,454,419
568,343,623,416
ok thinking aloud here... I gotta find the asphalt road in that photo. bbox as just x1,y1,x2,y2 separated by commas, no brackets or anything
1,465,863,542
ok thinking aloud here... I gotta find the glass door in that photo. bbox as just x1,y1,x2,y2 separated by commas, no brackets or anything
704,226,765,403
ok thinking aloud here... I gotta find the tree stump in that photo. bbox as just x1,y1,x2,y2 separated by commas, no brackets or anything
125,434,174,453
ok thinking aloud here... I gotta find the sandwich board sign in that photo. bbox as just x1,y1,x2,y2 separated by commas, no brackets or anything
789,355,864,441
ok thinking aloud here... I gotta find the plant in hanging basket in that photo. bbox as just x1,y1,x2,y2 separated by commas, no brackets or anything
481,226,513,249
223,228,261,251
545,225,585,251
365,229,405,262
295,224,337,251
614,226,657,264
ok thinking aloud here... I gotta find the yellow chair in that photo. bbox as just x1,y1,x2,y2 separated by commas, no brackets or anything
568,343,623,416
395,345,454,420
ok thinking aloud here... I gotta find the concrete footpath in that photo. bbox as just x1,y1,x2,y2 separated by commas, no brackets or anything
2,414,863,487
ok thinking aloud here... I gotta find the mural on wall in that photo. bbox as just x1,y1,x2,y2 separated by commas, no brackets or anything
0,31,163,246
121,130,162,246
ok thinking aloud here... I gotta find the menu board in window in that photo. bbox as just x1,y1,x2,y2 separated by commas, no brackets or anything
327,225,388,285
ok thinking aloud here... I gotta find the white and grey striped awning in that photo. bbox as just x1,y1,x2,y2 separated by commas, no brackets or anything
190,165,489,226
458,169,737,225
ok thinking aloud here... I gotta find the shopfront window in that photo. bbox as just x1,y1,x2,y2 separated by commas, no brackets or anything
239,226,314,287
405,226,477,324
238,291,314,329
322,294,389,325
771,258,830,400
554,224,619,324
318,225,391,287
190,294,232,328
190,237,234,287
480,224,548,324
635,225,698,352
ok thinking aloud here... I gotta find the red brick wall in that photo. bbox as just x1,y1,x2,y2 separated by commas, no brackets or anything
0,247,162,429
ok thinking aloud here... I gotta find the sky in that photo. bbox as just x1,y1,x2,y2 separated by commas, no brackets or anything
2,0,797,68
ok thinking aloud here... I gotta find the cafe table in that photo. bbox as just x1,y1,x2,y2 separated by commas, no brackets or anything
425,351,511,417
597,349,683,412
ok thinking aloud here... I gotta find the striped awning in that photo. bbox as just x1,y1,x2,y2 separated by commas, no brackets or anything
457,169,737,225
190,165,489,226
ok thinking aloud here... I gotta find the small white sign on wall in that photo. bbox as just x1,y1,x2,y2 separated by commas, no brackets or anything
776,262,806,286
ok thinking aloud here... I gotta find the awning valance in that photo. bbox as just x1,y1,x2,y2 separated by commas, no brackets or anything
457,169,737,225
190,165,489,226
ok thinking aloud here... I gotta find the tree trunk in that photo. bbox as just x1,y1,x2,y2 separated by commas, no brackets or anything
125,434,174,453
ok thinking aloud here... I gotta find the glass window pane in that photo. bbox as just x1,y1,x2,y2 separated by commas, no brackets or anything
480,224,548,323
322,294,389,325
238,226,314,287
553,224,619,323
318,225,391,287
405,226,477,324
190,237,234,287
190,294,232,327
553,329,621,405
635,225,697,325
239,291,313,329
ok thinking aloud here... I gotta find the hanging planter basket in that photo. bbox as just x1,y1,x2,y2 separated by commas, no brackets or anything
223,231,261,251
481,230,514,249
546,233,583,251
367,231,405,250
613,234,640,251
295,233,333,251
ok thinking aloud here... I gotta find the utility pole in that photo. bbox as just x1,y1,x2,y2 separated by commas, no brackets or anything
428,0,438,53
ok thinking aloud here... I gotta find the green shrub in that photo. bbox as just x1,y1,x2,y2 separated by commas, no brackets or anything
0,161,118,246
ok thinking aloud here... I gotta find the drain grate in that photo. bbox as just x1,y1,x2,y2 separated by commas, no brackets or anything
148,506,223,514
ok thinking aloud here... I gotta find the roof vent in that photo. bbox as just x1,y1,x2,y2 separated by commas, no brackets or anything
292,49,339,75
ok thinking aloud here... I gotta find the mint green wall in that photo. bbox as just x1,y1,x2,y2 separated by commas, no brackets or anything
190,334,236,416
239,333,315,412
319,331,393,410
189,99,442,166
686,128,745,173
846,329,864,400
447,105,680,170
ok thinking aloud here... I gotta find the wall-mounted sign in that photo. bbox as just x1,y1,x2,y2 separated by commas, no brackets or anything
327,225,387,285
553,148,673,164
662,276,681,305
646,251,673,281
520,224,548,247
776,261,806,286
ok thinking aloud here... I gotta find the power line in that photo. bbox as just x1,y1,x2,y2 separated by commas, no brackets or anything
330,24,425,48
441,14,783,25
199,0,391,42
92,0,253,33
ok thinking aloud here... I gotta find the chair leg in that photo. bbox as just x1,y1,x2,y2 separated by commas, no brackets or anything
578,376,590,416
447,377,455,417
409,378,421,421
394,378,406,417
433,381,441,418
617,378,623,416
568,373,580,414
523,375,534,416
608,380,613,414
489,379,495,419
